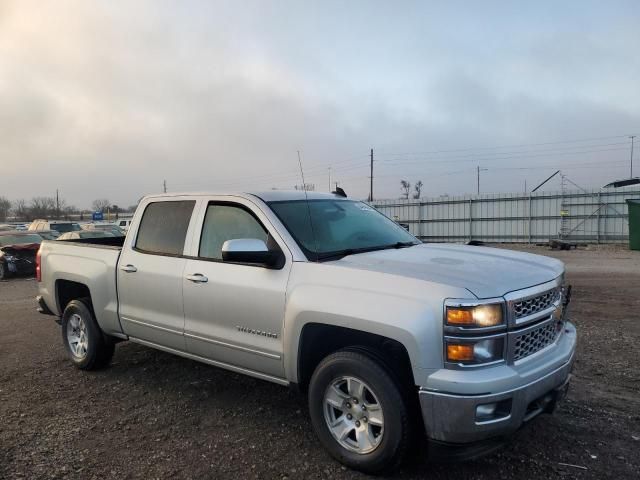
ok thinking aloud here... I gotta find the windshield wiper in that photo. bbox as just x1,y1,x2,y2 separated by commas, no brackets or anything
389,241,420,248
315,241,419,261
316,248,361,261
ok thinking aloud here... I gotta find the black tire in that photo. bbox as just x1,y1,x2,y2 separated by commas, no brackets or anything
0,260,9,280
61,297,115,370
308,349,413,474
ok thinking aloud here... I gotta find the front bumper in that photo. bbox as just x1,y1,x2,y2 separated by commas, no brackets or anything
419,321,576,449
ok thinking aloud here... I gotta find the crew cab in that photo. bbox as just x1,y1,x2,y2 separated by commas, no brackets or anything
36,191,576,473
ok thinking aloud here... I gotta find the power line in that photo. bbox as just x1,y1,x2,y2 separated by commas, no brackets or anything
374,133,639,157
110,132,640,198
337,159,629,182
158,134,640,192
377,141,630,163
378,146,630,167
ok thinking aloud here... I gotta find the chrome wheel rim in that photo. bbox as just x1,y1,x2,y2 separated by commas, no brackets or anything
323,376,384,454
66,313,88,359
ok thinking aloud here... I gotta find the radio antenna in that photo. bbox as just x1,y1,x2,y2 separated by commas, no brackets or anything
297,150,319,261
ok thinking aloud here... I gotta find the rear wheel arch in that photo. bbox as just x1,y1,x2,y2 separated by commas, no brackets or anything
55,279,93,315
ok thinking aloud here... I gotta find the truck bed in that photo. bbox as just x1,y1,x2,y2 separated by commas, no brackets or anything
38,239,124,336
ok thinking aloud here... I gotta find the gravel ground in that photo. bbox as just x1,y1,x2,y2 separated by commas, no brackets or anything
1,246,639,479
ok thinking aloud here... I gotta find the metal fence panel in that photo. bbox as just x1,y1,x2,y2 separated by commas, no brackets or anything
372,187,640,244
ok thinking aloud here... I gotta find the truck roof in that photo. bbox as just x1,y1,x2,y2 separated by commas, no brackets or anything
142,190,350,203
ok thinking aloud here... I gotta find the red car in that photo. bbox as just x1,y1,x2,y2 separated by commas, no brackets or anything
0,231,42,280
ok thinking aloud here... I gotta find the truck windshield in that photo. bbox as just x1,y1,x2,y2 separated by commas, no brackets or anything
51,223,81,233
268,199,419,261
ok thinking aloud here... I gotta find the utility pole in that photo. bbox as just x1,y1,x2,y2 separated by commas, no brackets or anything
369,148,374,202
163,180,167,193
56,189,60,219
476,166,488,195
630,135,636,178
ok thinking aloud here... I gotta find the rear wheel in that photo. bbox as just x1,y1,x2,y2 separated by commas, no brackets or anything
61,298,115,370
308,349,413,474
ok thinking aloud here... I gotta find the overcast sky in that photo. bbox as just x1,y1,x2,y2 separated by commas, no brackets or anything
1,0,639,208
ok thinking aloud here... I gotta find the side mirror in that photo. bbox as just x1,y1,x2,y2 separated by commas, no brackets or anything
221,238,282,267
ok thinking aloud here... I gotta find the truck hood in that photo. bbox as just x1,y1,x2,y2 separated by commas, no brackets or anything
328,243,564,298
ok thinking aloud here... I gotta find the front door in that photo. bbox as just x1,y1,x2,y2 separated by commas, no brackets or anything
182,200,291,379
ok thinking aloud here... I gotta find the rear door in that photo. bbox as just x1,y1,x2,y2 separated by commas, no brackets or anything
117,198,198,351
182,197,292,379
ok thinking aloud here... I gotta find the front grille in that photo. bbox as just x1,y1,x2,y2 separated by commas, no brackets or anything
513,288,560,319
513,321,560,361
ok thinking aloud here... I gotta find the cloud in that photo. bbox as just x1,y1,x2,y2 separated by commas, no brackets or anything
0,0,638,207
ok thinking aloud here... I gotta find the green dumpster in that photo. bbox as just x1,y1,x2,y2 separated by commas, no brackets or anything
627,199,640,251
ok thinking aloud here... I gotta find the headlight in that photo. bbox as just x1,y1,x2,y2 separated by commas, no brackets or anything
446,303,503,328
444,299,506,368
445,337,505,365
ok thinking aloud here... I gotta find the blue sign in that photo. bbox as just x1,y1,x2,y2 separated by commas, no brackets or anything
92,211,104,221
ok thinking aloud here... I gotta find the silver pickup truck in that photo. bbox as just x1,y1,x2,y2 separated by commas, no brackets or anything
36,191,576,473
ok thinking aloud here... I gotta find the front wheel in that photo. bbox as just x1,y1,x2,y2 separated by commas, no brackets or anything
61,298,115,370
308,349,413,474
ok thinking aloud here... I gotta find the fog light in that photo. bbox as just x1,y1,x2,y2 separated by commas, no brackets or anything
475,399,512,423
476,403,497,420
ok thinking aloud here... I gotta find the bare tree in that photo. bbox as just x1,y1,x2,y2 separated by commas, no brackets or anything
62,205,78,220
413,180,423,199
13,199,29,221
92,199,111,213
0,196,11,222
30,197,56,219
400,180,411,200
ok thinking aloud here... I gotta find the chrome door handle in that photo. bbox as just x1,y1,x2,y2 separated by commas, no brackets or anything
120,264,137,273
186,273,208,283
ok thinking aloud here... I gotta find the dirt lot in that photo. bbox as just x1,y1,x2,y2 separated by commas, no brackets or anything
1,246,639,479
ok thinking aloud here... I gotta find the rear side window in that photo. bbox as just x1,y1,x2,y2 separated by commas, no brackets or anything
199,204,268,260
136,201,195,255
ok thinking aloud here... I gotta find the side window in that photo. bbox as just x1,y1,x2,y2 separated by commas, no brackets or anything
135,201,195,255
199,204,268,260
